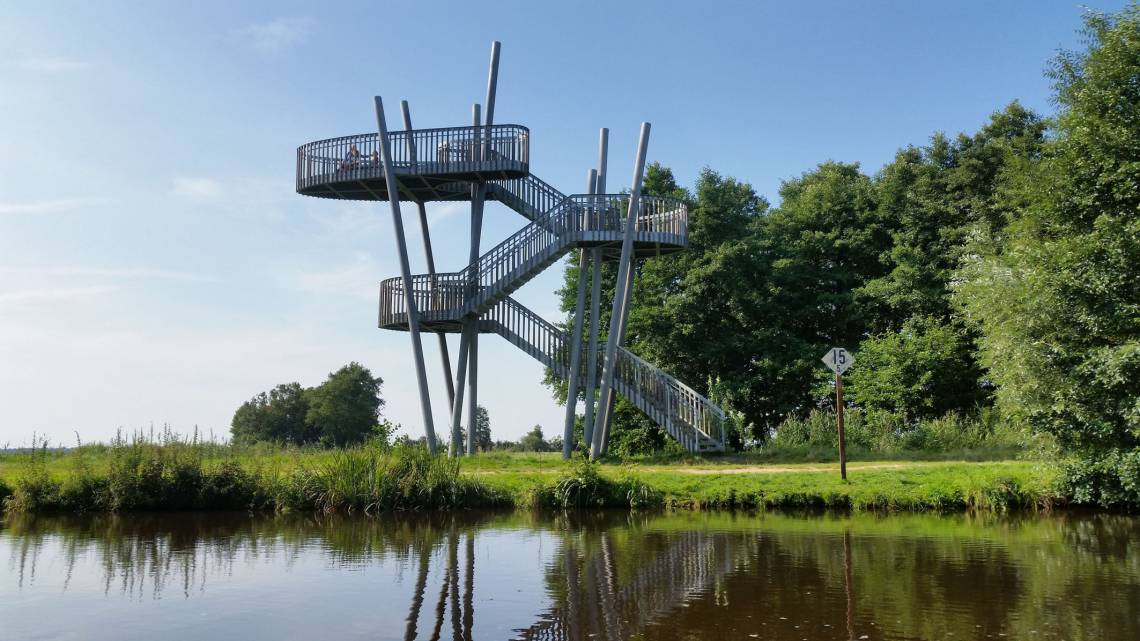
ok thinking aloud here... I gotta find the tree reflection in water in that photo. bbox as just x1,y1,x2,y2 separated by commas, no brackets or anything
3,511,1139,641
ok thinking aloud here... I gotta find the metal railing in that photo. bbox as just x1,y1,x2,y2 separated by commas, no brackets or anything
485,297,725,451
378,192,688,322
488,174,567,219
358,133,720,451
296,124,530,193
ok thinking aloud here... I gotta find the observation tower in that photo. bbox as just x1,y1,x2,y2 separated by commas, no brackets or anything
295,42,724,458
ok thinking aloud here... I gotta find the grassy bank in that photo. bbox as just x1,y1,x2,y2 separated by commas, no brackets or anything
0,439,1067,514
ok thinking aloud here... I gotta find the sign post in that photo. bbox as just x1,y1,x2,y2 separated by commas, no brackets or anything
821,347,854,480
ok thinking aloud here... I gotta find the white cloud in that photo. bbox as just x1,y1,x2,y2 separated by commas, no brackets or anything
291,253,380,302
237,17,313,52
0,285,118,305
0,265,216,283
15,57,91,73
0,198,94,216
427,201,470,229
171,177,223,198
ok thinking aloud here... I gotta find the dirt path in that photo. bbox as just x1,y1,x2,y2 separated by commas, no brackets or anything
664,462,917,475
468,461,996,476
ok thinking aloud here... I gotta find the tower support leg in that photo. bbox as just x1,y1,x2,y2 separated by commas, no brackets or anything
561,169,598,458
581,129,608,449
400,100,456,408
374,96,438,454
581,248,603,448
596,262,635,456
591,123,651,459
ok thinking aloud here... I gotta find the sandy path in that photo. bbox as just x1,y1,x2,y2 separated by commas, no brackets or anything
467,461,989,476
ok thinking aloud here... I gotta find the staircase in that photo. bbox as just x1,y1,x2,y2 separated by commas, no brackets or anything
484,297,725,452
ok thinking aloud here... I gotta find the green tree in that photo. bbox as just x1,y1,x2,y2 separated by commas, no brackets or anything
472,405,492,452
846,316,985,421
518,425,551,452
304,362,387,447
957,7,1140,505
230,382,313,445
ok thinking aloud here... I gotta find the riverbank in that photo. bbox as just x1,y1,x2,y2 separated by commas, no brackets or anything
0,442,1065,514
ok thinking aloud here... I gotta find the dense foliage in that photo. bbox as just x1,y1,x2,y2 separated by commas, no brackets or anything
231,362,391,447
551,7,1139,505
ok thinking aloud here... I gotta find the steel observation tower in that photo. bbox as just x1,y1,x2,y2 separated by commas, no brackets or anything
295,42,725,458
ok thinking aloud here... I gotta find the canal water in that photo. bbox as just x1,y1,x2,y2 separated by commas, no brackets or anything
1,511,1136,640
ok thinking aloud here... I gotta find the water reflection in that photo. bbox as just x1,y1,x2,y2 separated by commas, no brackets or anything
2,511,1138,641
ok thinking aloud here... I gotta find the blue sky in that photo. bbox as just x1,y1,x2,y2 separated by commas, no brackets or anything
0,1,1125,446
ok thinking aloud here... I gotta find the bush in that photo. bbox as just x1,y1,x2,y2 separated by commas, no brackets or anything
523,455,662,510
1057,448,1140,509
307,443,499,513
770,408,1025,455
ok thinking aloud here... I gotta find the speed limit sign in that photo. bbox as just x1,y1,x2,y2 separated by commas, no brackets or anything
821,347,854,374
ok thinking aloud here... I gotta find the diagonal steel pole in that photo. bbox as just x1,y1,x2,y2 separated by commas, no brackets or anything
451,103,485,458
465,40,499,457
591,123,650,459
400,100,456,409
374,96,438,454
561,168,598,458
597,262,635,456
581,128,608,448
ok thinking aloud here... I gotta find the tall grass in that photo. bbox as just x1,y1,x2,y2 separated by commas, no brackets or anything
768,408,1028,458
0,432,1066,515
519,455,663,510
1,432,499,514
307,443,501,513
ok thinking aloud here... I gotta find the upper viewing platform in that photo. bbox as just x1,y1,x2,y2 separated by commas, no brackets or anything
296,124,529,201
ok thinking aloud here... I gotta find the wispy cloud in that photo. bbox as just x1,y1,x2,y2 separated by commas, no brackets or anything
427,201,470,229
291,253,379,302
14,57,91,73
0,266,217,283
236,17,313,52
171,177,223,199
0,285,118,306
0,198,95,216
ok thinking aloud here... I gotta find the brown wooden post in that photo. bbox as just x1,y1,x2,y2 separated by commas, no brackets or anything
836,370,847,480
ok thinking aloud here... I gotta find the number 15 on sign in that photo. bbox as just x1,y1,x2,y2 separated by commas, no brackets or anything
821,347,855,479
822,348,854,374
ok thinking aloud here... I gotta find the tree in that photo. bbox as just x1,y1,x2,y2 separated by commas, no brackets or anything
846,316,986,421
230,382,312,445
956,7,1140,505
304,362,387,447
472,405,492,452
518,425,551,452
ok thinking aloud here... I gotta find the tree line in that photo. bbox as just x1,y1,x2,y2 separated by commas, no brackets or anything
552,7,1139,504
230,362,392,447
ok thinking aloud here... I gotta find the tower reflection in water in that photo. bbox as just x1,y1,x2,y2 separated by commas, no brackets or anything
7,512,1137,641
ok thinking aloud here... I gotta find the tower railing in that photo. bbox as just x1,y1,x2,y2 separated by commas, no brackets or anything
485,297,725,449
296,124,530,192
378,193,687,322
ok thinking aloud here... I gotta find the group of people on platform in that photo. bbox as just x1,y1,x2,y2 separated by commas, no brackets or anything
339,144,379,171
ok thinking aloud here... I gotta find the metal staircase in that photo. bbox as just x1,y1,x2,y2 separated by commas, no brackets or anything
484,297,724,452
298,123,726,453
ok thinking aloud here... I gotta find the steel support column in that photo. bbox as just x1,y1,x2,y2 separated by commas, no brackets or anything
581,128,608,448
400,100,455,408
452,104,486,457
591,123,650,459
373,96,438,454
597,261,635,456
561,168,598,458
466,42,500,456
448,321,472,456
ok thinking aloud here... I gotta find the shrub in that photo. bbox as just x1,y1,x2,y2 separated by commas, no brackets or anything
1057,448,1140,509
